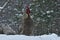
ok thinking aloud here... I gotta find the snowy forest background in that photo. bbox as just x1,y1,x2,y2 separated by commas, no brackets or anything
0,0,60,36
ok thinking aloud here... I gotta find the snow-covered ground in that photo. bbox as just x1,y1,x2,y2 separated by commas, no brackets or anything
0,33,60,40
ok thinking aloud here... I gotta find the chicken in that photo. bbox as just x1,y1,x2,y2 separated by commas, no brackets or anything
19,5,34,36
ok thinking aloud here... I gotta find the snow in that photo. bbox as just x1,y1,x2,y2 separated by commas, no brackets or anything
30,3,35,6
22,8,25,12
50,10,54,12
0,33,59,40
30,9,32,11
33,0,36,1
14,8,18,11
42,19,45,22
46,11,50,14
43,13,46,15
47,15,51,17
0,7,3,9
0,1,9,10
43,0,45,3
46,10,54,14
31,15,34,18
37,17,40,21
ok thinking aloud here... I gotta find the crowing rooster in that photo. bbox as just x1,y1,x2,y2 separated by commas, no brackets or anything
19,5,34,36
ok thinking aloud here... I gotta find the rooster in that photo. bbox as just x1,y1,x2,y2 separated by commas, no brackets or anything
19,5,34,36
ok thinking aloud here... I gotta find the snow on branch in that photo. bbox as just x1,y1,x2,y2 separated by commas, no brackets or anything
0,0,9,10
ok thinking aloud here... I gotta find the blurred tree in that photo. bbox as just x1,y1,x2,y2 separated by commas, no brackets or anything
16,0,60,35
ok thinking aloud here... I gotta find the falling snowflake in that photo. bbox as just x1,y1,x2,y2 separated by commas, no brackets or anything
22,8,25,12
31,15,34,18
47,15,51,17
30,9,32,11
14,8,18,11
50,10,54,12
15,14,19,16
19,14,23,17
33,0,36,1
46,11,50,14
42,19,45,22
43,0,45,3
36,4,40,7
30,3,35,6
43,13,46,15
37,17,40,21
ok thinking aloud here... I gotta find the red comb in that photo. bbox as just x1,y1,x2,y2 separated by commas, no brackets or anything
26,5,30,15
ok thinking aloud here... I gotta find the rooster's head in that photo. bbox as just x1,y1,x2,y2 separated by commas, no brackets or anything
23,5,30,19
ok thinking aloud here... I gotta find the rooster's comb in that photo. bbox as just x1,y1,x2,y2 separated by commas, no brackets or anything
26,5,30,15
